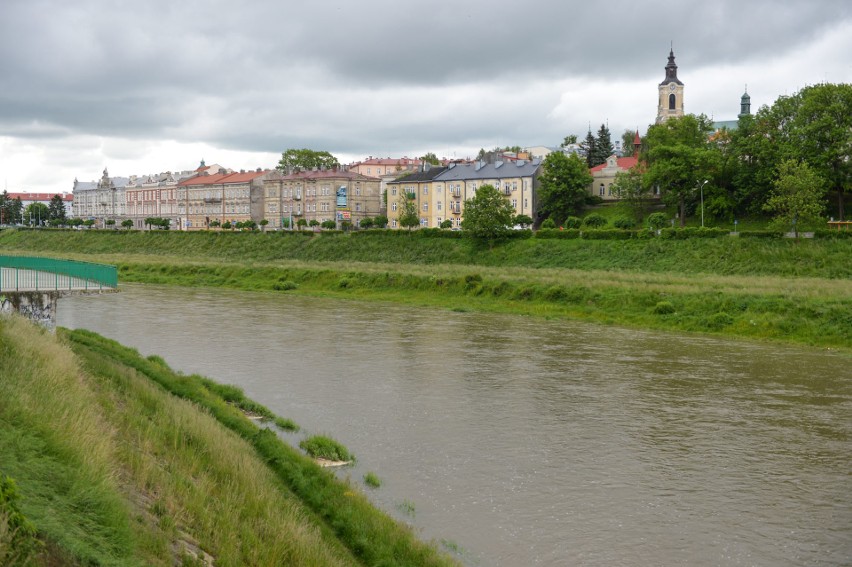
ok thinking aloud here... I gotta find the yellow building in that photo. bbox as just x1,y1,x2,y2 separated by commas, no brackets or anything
387,160,541,229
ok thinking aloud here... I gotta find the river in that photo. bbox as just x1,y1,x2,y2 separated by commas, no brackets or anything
57,284,852,566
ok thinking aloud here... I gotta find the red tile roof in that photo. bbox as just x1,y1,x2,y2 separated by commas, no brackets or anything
179,170,271,187
590,156,638,173
352,157,421,166
271,169,377,181
7,192,72,201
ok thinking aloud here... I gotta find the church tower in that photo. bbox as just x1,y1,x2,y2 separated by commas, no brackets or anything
738,86,751,119
656,48,684,124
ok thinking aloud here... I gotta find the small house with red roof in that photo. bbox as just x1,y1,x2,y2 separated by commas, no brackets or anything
587,132,656,201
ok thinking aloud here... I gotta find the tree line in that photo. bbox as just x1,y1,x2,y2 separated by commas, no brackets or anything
536,83,850,229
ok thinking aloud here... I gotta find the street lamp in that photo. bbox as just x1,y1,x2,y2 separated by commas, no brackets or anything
698,180,709,227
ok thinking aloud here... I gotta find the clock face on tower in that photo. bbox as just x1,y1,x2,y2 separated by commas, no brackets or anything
669,83,676,91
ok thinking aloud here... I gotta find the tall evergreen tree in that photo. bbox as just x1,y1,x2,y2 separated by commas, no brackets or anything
592,124,614,166
580,128,596,168
48,194,67,221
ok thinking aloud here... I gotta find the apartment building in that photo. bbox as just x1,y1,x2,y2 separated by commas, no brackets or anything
386,166,448,229
176,168,272,230
262,168,381,229
386,160,540,229
72,169,129,226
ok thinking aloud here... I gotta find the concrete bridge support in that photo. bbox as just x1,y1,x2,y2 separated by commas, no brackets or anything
0,291,60,330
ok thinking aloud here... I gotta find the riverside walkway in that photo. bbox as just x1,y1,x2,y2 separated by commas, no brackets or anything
0,256,118,328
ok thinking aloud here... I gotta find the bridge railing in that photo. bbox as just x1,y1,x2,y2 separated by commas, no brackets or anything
0,256,118,292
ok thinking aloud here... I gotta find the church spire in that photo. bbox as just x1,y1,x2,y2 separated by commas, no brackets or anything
739,84,751,118
661,47,683,85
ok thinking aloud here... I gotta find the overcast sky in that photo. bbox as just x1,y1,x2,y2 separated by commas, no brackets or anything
2,0,850,193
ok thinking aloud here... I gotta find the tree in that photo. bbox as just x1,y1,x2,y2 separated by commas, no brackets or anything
309,219,320,228
259,218,269,231
789,83,852,220
296,218,308,230
536,152,594,225
621,129,638,157
48,194,67,222
643,114,720,226
121,219,133,229
611,166,650,222
513,214,534,228
580,128,596,168
439,219,453,229
420,152,440,166
561,134,578,148
397,194,420,231
763,160,827,238
321,220,336,230
732,83,852,219
359,217,374,229
276,149,340,172
373,215,389,229
461,184,515,247
1,191,23,225
591,124,614,166
24,202,49,226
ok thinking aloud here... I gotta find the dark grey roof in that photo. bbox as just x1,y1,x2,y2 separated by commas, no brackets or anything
386,166,448,185
433,160,540,182
660,49,684,86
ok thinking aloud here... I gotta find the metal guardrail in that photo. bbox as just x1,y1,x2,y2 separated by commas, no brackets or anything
0,256,118,292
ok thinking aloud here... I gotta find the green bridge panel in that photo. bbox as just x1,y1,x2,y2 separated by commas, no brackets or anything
0,256,118,291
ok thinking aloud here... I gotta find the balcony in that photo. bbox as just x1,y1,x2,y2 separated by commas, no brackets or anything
294,195,302,200
406,192,416,200
204,197,222,203
450,192,461,199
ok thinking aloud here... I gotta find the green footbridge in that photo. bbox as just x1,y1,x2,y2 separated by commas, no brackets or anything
0,255,117,292
0,255,118,329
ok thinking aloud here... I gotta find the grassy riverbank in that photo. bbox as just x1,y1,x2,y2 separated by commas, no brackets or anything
1,228,850,350
0,316,457,566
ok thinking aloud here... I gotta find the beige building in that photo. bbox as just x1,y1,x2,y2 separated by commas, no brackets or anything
588,133,648,200
176,168,272,230
387,160,541,229
348,156,422,177
656,49,685,124
263,169,381,229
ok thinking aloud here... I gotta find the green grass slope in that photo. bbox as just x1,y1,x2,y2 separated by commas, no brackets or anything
0,316,456,566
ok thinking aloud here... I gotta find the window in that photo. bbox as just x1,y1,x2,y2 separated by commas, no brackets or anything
355,203,361,212
422,203,428,212
392,219,397,228
437,201,442,211
420,218,427,227
511,199,517,208
669,93,676,110
423,186,428,196
392,202,397,212
391,188,397,196
599,184,605,196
